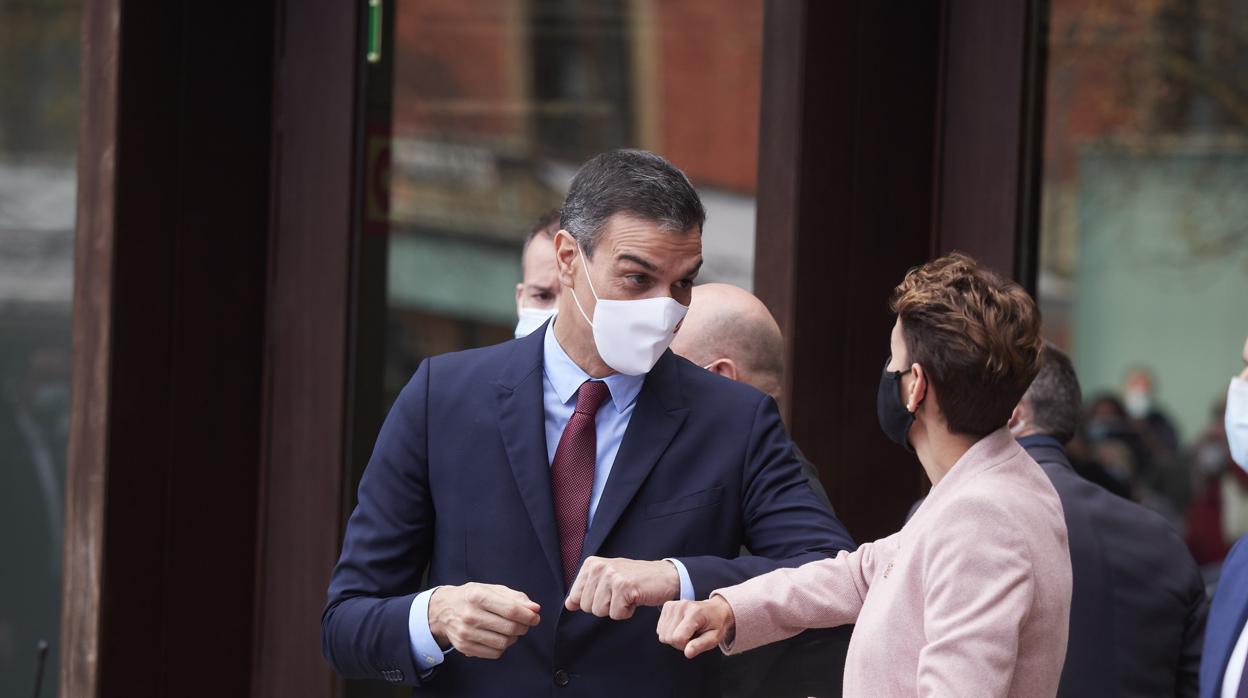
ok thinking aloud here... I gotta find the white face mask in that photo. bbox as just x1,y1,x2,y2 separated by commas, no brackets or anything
1228,377,1248,472
568,245,689,376
1123,389,1152,419
514,304,556,338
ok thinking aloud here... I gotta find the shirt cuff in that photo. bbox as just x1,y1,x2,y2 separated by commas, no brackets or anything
664,558,696,600
409,587,449,674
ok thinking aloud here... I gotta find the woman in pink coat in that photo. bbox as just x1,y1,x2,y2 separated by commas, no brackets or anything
658,253,1073,697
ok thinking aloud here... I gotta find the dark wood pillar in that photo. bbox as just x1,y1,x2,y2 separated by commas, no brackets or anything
754,0,943,544
754,0,1046,542
933,0,1047,288
250,0,367,696
63,0,275,695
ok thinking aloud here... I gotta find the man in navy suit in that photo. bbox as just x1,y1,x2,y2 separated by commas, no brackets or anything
1201,335,1248,698
321,149,854,696
1007,344,1206,696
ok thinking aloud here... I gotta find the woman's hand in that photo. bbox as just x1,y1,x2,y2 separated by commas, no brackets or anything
656,596,736,659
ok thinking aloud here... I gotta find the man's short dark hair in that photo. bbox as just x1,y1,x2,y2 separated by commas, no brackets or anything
523,208,561,252
560,149,706,257
1024,342,1083,445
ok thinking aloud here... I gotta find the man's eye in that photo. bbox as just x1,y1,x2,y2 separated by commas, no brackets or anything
626,274,649,286
535,292,554,301
675,279,694,290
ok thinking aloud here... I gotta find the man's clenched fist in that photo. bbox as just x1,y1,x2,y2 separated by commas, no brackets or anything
564,557,681,620
428,583,541,659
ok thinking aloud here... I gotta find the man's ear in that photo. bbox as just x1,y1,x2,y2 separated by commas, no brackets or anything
706,358,739,382
907,363,928,413
515,282,524,315
554,229,580,287
1008,403,1027,431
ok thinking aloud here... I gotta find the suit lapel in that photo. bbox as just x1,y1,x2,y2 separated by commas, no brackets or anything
495,323,565,591
581,351,688,561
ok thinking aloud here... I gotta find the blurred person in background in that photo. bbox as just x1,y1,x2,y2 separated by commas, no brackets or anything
1185,398,1247,568
1085,394,1153,481
1085,393,1188,527
1010,343,1206,696
1199,335,1248,698
671,282,848,698
1123,366,1182,456
513,209,562,338
658,254,1072,697
1060,426,1133,500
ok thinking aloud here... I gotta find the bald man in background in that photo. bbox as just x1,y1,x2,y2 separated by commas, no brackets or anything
670,283,848,698
670,283,830,510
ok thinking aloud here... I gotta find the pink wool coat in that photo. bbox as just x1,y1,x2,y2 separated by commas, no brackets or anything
715,428,1072,697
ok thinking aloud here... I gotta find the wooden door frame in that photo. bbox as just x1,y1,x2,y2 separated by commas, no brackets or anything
63,0,276,695
250,0,368,696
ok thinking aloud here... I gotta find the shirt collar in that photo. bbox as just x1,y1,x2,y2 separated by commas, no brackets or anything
542,316,644,413
1016,434,1064,452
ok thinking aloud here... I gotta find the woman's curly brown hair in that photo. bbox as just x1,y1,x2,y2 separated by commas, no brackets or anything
890,252,1044,438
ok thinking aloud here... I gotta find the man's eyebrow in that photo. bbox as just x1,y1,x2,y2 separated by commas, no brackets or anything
616,253,658,272
681,258,704,279
525,283,558,293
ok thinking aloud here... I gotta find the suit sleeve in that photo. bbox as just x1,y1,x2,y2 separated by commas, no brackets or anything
676,394,855,597
321,360,435,687
793,444,835,514
713,542,880,654
916,497,1037,697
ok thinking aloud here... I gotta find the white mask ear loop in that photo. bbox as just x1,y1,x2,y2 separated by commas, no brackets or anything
568,244,600,327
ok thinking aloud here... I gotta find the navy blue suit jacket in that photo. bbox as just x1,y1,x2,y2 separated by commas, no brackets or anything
1020,435,1206,697
1202,535,1248,698
322,324,854,696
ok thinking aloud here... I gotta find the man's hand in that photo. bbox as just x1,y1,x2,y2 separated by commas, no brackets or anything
564,557,680,620
428,583,541,659
657,597,735,659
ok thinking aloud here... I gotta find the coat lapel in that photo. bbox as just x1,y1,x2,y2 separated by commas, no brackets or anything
580,351,688,561
495,322,565,591
1210,545,1248,690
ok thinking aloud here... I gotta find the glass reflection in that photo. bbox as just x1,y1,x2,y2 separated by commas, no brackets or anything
1040,0,1248,567
380,0,762,405
0,0,81,694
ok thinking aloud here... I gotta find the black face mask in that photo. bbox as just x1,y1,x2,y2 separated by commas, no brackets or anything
877,360,916,453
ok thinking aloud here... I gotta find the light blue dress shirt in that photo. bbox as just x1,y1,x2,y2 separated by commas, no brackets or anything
406,319,695,673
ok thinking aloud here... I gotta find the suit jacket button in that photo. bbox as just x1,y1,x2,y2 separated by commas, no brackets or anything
554,669,570,687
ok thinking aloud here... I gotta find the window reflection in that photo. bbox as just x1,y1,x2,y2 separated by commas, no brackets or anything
0,0,81,693
1040,0,1248,569
380,0,762,405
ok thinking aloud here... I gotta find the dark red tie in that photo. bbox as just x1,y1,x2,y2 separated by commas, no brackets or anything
550,380,611,588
